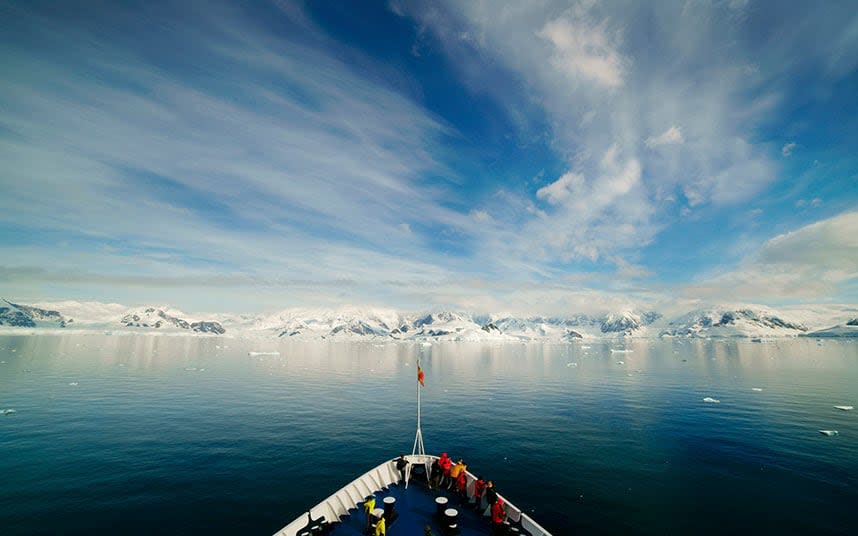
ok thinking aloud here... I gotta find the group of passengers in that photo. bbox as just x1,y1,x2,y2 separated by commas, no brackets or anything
429,452,509,534
366,453,510,536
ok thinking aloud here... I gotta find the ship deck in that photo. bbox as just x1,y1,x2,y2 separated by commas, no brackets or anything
329,479,492,536
275,455,549,536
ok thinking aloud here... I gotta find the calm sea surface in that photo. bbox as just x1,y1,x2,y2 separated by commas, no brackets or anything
1,335,856,535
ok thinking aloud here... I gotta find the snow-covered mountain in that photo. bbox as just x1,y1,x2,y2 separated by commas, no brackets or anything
804,317,858,338
120,307,225,334
1,300,855,340
0,300,224,335
660,307,808,338
0,299,70,328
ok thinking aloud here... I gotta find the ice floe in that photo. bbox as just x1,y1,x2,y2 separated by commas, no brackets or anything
834,405,853,411
752,388,763,392
2,409,16,415
819,430,839,436
68,382,78,386
616,361,625,365
248,351,280,356
703,397,720,404
610,349,633,353
566,362,578,368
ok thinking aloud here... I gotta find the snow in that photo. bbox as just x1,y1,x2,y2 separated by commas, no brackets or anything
806,325,858,338
4,300,858,342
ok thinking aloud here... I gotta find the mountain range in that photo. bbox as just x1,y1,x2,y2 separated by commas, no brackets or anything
2,299,857,340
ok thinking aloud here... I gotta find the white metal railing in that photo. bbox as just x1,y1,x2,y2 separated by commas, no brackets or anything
272,454,553,536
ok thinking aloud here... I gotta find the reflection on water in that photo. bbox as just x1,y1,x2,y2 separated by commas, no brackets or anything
0,335,856,535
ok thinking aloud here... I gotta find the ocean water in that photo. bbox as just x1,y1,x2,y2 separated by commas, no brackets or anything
0,335,856,535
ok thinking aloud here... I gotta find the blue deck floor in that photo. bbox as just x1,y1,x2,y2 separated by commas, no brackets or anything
330,480,493,536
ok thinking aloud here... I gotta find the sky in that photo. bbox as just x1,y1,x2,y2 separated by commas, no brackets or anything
1,0,857,314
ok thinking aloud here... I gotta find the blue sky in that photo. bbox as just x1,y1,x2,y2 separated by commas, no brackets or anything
1,0,856,314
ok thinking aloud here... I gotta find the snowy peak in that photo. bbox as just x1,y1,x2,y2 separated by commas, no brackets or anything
0,299,69,328
2,300,855,339
119,307,225,334
662,307,807,338
274,308,400,339
600,311,661,334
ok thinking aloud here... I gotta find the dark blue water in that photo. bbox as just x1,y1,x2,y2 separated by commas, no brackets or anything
1,335,856,535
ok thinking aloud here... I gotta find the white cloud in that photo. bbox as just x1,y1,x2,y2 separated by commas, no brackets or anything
782,142,797,156
682,211,858,301
470,209,492,222
525,146,647,262
0,1,487,309
536,171,585,206
795,197,823,208
395,0,779,276
538,14,625,88
645,125,684,148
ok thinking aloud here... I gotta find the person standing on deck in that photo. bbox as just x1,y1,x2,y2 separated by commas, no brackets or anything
483,480,498,516
438,453,452,488
456,470,468,497
448,459,463,491
473,475,487,508
363,495,376,532
429,458,442,489
375,514,386,536
450,459,466,481
395,455,408,484
491,497,507,535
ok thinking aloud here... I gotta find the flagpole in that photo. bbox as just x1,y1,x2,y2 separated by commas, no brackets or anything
412,359,425,456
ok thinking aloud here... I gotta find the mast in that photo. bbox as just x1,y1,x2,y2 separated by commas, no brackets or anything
411,359,425,456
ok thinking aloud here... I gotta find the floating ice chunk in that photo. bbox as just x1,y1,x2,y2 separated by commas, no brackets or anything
3,409,16,415
703,397,720,404
819,430,839,436
580,345,591,349
616,361,625,365
752,388,763,392
184,367,198,371
611,349,633,353
834,405,853,411
421,342,432,347
566,362,578,368
68,382,78,386
248,351,280,356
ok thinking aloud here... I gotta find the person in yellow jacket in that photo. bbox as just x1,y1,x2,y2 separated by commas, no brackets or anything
450,459,467,480
363,496,376,532
375,515,386,536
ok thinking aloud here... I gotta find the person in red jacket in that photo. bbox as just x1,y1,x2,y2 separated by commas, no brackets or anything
456,470,468,496
491,497,507,535
472,476,487,509
439,452,453,488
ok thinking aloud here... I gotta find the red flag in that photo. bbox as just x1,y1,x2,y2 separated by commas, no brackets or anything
417,365,425,387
